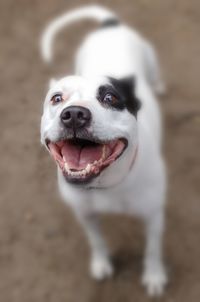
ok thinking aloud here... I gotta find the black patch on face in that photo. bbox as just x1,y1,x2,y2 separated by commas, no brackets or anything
100,18,120,28
97,76,141,116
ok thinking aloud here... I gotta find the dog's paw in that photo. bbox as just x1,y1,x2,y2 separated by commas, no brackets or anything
90,256,114,281
142,267,167,297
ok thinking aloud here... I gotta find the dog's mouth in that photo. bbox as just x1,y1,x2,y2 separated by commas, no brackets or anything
47,137,127,184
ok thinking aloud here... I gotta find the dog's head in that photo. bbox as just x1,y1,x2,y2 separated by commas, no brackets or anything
41,75,141,188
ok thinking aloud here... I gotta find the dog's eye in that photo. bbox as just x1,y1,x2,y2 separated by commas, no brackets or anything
103,93,118,104
51,94,63,105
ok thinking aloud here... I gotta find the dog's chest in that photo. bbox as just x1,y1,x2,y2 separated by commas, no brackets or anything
91,191,127,214
87,184,137,215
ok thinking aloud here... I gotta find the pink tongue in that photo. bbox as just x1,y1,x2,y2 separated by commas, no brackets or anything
61,141,103,170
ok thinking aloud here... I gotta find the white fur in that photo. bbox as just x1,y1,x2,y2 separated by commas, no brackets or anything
41,5,116,62
41,5,167,296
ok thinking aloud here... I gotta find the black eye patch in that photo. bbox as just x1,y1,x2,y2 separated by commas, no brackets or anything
97,85,125,110
97,76,141,116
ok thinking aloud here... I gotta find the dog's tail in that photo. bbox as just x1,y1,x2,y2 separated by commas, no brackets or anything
41,5,118,63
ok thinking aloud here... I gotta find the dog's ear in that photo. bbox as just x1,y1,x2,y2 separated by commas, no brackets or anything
49,78,57,88
109,76,141,116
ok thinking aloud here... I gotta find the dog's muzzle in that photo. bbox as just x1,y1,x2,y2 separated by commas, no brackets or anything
45,105,128,184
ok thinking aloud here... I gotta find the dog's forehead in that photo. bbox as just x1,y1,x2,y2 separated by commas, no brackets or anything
48,75,109,99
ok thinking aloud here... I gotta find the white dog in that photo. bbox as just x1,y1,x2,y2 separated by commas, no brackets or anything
40,5,167,296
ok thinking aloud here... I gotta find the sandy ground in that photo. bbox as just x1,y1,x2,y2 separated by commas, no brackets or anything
1,0,200,301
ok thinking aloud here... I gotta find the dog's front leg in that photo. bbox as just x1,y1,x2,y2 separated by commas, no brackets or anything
78,214,113,280
142,209,167,296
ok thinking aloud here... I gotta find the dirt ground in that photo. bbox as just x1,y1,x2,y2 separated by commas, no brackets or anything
1,0,200,301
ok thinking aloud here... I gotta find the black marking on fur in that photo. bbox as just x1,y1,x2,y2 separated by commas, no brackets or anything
101,18,120,28
97,76,141,116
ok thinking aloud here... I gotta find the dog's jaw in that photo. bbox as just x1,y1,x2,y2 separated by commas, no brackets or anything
47,137,127,185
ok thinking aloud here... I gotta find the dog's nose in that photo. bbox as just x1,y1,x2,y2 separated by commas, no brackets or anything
60,106,91,129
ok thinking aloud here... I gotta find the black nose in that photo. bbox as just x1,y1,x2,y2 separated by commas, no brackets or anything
60,106,91,129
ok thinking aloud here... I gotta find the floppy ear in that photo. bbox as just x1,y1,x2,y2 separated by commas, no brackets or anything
109,76,141,116
49,78,57,88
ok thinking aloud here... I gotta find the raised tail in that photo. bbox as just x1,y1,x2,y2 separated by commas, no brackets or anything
40,5,118,63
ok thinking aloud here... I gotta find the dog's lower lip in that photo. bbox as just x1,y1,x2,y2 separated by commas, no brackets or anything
46,137,127,183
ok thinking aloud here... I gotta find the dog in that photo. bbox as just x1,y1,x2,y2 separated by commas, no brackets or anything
40,5,167,296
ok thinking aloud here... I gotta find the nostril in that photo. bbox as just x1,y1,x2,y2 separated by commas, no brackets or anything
77,111,84,120
63,111,71,120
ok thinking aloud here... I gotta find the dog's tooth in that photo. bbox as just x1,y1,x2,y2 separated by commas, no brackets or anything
64,162,69,171
102,145,106,160
66,166,91,177
81,169,86,176
85,164,91,173
90,165,94,171
63,156,67,162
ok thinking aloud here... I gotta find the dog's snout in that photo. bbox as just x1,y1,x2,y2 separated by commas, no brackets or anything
60,106,91,129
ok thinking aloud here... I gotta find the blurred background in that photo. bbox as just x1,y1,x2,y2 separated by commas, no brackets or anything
1,0,200,301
